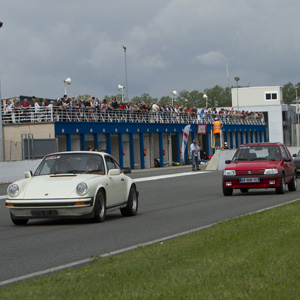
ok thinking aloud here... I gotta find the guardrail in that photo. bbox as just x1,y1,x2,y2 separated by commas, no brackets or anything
1,107,265,125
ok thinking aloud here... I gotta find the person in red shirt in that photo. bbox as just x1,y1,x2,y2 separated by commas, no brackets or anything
21,98,31,122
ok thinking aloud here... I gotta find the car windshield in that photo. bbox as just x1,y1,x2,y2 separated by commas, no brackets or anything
34,153,105,175
232,145,282,162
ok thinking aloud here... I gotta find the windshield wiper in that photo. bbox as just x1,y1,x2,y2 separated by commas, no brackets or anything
85,170,102,174
66,170,85,174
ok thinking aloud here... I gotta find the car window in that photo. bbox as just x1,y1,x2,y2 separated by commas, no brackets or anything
105,156,121,171
34,153,105,175
267,145,281,160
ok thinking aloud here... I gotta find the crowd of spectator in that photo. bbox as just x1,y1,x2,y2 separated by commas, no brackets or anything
1,95,265,125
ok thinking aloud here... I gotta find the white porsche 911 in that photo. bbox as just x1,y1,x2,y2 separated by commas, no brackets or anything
6,151,139,225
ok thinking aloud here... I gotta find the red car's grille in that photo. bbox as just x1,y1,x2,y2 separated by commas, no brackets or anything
236,169,265,175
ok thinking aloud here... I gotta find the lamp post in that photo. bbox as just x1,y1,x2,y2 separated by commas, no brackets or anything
172,90,177,106
118,84,124,103
234,77,240,111
123,45,128,102
203,93,208,108
0,21,4,161
64,77,71,95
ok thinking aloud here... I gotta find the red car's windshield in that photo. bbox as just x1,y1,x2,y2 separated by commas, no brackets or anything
232,145,281,162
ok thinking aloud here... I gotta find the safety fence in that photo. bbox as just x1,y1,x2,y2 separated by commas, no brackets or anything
1,107,265,125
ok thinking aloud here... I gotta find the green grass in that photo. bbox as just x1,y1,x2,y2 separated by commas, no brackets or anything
1,201,300,299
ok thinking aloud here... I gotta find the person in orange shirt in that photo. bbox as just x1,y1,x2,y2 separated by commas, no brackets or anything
213,117,222,148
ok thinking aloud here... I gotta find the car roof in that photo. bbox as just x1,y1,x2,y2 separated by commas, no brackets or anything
239,142,284,148
44,151,108,157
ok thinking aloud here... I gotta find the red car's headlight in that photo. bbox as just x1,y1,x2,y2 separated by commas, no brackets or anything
264,169,278,175
223,170,236,176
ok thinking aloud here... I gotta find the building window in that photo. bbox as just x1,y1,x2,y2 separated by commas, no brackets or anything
265,92,277,100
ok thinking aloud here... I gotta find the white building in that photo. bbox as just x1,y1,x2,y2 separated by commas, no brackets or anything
231,86,296,145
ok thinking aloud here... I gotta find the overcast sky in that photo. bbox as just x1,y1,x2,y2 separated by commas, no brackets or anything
1,0,300,101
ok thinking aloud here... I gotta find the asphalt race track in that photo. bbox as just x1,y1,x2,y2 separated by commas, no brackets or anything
1,166,299,286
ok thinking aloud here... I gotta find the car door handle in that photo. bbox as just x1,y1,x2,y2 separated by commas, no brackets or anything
121,178,125,181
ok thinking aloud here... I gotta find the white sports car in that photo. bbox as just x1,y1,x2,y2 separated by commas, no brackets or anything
6,151,139,225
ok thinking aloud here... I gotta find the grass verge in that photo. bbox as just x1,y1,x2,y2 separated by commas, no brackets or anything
1,201,300,299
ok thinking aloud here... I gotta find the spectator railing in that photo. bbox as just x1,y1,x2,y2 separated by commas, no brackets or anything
1,106,265,126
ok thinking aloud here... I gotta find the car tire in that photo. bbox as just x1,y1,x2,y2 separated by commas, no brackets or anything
10,213,28,226
223,184,233,196
92,190,106,222
276,174,285,194
120,185,138,216
288,173,297,191
240,188,249,193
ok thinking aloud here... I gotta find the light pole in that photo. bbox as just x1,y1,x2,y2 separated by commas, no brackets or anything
64,77,71,96
118,84,124,103
234,77,240,111
0,21,4,161
123,45,128,102
203,94,208,108
172,90,177,106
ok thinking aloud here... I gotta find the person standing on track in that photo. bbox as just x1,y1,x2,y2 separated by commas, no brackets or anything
190,139,200,171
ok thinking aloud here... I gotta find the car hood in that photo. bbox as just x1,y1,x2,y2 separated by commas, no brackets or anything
227,160,278,169
18,175,96,199
226,160,280,175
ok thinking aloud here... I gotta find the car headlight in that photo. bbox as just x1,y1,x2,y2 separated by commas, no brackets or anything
8,184,20,197
223,169,236,176
76,182,88,196
264,169,278,175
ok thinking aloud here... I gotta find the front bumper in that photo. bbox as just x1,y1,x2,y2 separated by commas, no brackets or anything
6,197,94,219
223,174,282,189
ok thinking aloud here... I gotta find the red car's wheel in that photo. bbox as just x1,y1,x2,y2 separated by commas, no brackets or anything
223,184,233,196
276,174,285,194
288,173,297,191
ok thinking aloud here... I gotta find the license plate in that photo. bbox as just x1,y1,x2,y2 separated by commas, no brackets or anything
31,210,58,216
240,178,260,183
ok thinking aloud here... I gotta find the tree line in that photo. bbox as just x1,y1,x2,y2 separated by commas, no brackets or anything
76,82,299,109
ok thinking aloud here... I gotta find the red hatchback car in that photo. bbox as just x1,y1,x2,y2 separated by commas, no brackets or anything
223,143,297,196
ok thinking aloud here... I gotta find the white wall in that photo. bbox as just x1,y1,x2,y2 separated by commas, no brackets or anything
0,159,42,184
231,86,282,107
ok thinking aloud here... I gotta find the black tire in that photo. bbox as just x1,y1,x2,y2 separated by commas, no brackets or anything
276,174,285,194
240,188,249,193
92,190,106,222
10,213,28,225
288,173,297,191
223,185,233,196
121,185,138,216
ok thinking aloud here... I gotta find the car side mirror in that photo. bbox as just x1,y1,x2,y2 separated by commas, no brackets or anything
225,160,231,164
284,158,292,162
108,169,121,177
24,171,33,178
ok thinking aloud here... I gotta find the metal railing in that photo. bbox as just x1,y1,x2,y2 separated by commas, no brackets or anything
1,106,265,125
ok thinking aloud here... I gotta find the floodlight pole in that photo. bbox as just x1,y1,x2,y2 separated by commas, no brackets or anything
123,46,128,102
234,77,240,112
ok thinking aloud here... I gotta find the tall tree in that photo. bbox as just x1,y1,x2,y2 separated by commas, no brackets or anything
282,82,295,103
159,96,172,107
203,85,232,108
